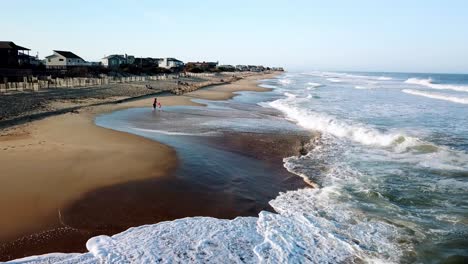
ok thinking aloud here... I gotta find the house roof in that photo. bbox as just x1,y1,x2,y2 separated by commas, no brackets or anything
166,58,183,62
53,50,83,59
0,41,30,50
103,54,125,59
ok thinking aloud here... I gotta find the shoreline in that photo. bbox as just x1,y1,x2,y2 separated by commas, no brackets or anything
0,72,282,260
0,72,265,129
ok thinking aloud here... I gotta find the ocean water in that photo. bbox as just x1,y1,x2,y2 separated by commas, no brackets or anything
14,72,468,263
261,72,468,263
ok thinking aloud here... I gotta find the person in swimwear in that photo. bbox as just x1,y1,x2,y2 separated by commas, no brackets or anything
153,97,157,110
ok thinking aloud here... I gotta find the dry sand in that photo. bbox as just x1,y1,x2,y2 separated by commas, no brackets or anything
0,72,278,244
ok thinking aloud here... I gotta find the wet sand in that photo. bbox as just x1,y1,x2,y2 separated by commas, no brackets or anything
0,111,177,260
0,72,292,260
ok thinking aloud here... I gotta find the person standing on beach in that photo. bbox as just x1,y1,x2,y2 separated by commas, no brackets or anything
157,101,162,111
153,97,157,110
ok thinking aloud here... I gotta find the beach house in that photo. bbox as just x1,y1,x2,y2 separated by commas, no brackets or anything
101,54,135,68
0,41,30,68
45,50,88,69
236,65,249,72
217,65,236,71
158,58,184,70
185,61,219,72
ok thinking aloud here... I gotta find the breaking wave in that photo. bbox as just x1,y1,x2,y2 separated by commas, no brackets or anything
258,84,278,89
402,89,468,104
13,187,403,263
266,96,417,149
307,82,323,88
354,85,371,89
305,72,393,81
278,78,292,85
405,78,468,92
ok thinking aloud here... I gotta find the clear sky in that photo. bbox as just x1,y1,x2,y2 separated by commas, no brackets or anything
2,0,468,73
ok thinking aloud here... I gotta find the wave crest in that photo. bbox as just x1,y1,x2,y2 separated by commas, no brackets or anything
267,97,415,148
405,78,468,92
402,89,468,104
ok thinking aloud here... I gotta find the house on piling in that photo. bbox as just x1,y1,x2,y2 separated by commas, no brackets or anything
0,41,30,68
45,50,88,69
158,58,184,70
101,54,135,68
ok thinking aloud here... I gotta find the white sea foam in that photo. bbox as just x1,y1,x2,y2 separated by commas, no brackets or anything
354,85,371,89
278,78,292,85
402,89,468,104
267,96,416,148
405,78,468,92
377,76,392,81
10,188,401,264
327,78,342,83
306,72,392,82
307,82,323,88
283,92,296,98
259,84,278,89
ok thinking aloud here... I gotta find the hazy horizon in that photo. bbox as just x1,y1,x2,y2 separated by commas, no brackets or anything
3,0,468,74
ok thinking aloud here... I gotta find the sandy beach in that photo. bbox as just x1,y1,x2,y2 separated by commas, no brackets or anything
0,72,283,260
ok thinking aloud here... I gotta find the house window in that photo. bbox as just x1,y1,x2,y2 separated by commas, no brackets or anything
68,59,71,63
59,59,64,61
48,59,51,62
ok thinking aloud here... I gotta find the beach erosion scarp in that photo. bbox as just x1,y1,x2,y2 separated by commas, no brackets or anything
0,72,282,260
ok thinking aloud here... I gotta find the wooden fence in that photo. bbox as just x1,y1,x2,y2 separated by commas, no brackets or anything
0,74,180,93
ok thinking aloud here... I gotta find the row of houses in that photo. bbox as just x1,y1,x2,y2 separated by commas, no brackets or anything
101,55,185,70
0,41,187,71
1,41,283,73
223,65,284,72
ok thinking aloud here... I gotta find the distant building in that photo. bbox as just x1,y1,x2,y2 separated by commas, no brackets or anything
133,57,160,68
271,67,284,71
185,61,219,72
217,65,236,71
236,65,249,71
102,55,126,68
0,41,30,68
45,50,88,69
247,65,259,72
158,58,184,69
101,54,135,68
